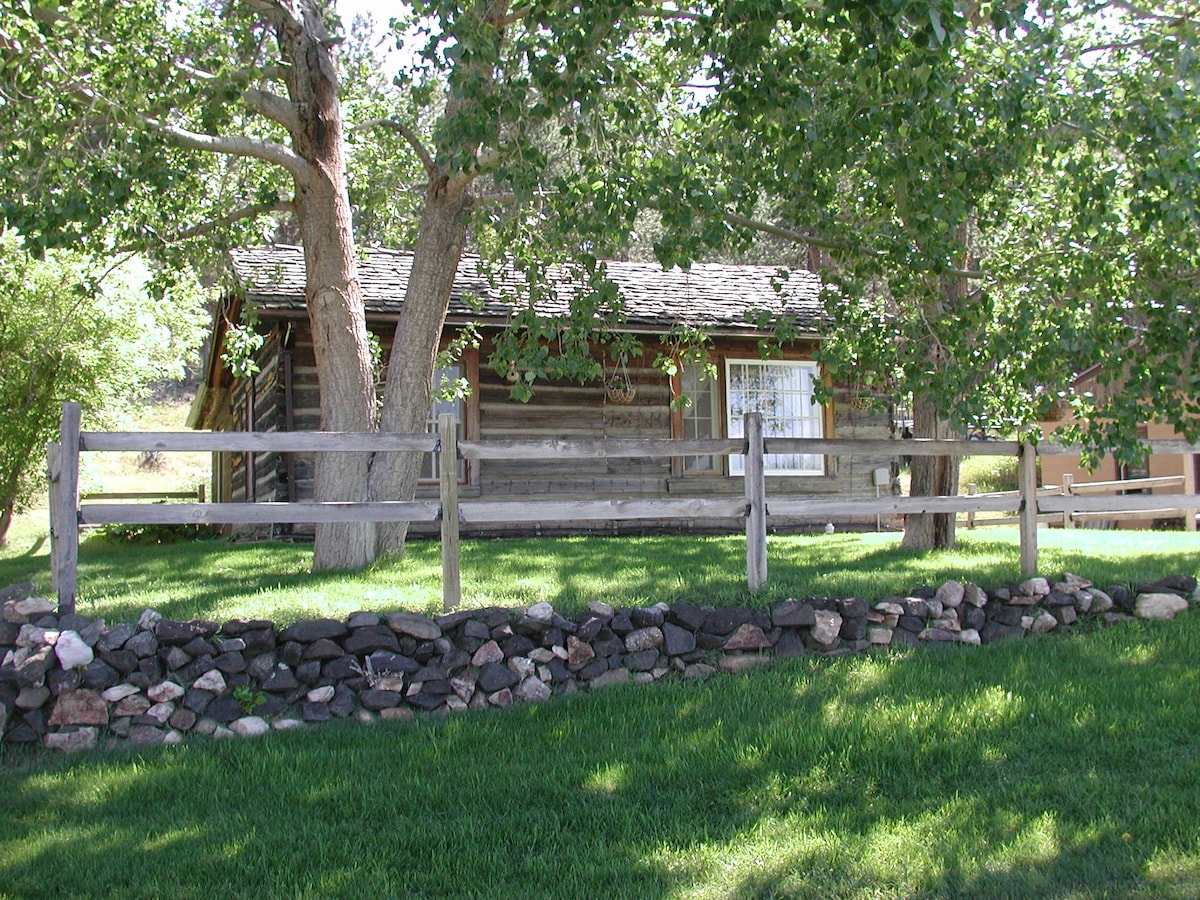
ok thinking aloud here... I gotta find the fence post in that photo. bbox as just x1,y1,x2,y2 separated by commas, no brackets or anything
1061,473,1075,529
438,413,462,612
46,442,61,594
54,402,82,615
744,411,767,590
1018,440,1038,577
966,483,977,529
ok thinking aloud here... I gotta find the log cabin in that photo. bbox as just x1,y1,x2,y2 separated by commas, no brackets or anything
187,244,904,537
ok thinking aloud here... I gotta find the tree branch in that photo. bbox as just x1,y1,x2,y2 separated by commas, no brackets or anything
158,199,295,246
244,87,300,131
142,116,312,183
352,117,437,175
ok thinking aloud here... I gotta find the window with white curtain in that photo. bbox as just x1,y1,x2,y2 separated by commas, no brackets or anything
725,359,824,476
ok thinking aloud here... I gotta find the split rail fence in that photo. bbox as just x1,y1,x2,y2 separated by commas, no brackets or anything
46,401,1200,614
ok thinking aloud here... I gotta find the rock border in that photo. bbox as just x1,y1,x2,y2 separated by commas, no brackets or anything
2,573,1196,753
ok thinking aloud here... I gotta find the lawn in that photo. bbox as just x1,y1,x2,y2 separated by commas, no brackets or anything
2,509,1199,624
3,516,1200,897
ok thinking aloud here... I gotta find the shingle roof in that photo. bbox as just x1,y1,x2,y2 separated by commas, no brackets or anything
230,244,825,333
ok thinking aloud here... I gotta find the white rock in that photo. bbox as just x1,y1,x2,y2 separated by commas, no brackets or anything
1087,588,1114,613
273,718,305,731
810,610,843,645
867,626,893,645
958,629,982,646
306,685,336,703
507,656,536,680
16,624,49,648
147,681,185,703
471,640,504,667
1032,611,1058,633
1019,577,1051,598
230,716,270,737
14,598,55,618
444,695,468,711
1134,592,1189,620
54,631,94,669
963,583,989,608
191,670,227,694
144,702,175,725
525,601,555,623
875,601,905,616
936,580,965,608
163,730,185,745
587,600,615,618
137,609,163,631
101,683,142,703
515,677,552,703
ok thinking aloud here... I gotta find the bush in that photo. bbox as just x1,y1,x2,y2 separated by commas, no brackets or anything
959,455,1019,493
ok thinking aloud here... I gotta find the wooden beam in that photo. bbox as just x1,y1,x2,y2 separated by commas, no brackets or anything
78,500,442,526
767,495,1021,517
458,437,744,460
1039,492,1200,514
459,497,747,524
79,431,438,453
766,437,1020,458
439,414,462,613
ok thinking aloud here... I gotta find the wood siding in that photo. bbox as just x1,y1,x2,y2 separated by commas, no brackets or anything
220,323,905,538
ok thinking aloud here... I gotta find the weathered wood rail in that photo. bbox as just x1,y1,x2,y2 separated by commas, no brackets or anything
46,402,1200,614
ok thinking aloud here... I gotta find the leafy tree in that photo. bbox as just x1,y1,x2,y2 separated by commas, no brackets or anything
0,234,204,545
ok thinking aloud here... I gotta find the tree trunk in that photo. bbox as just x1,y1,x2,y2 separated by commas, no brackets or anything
369,176,472,557
901,392,959,549
279,0,378,570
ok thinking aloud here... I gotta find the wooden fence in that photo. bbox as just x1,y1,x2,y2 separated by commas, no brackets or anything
46,402,1200,614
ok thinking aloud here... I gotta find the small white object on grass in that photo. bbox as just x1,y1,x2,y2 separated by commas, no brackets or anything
824,522,835,534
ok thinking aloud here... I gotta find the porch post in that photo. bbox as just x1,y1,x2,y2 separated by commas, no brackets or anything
744,412,767,590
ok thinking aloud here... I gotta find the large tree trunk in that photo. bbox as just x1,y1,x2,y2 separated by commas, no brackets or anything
369,176,472,557
279,1,378,570
901,392,959,549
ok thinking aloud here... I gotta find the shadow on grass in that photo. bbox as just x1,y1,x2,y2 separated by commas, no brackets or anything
4,615,1199,897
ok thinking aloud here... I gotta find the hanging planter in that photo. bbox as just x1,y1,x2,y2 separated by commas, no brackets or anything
1042,395,1071,422
604,352,636,404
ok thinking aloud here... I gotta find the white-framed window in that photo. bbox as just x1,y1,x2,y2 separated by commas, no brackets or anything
420,365,464,482
726,359,824,476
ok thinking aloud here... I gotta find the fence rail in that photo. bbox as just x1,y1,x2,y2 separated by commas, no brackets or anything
46,401,1200,614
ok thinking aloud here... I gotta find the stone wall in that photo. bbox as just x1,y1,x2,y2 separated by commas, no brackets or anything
1,574,1195,753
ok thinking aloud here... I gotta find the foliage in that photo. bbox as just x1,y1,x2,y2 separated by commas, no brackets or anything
0,235,204,544
958,455,1019,494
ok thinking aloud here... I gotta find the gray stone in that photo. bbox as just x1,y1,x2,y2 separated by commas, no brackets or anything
230,716,270,737
279,618,347,643
142,701,175,726
301,638,345,660
126,631,158,658
156,619,219,646
624,649,660,671
15,645,54,687
45,727,98,753
507,657,536,680
113,694,151,717
16,684,51,709
682,663,717,680
958,629,982,646
347,611,380,629
589,667,631,690
1019,577,1051,598
867,626,893,645
1031,611,1058,633
515,676,552,703
384,612,442,641
13,597,55,619
662,622,696,656
1134,592,1189,620
919,628,959,642
477,662,518,693
342,626,402,655
487,688,513,709
624,627,663,654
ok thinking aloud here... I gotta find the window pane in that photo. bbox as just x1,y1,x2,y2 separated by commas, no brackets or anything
681,366,716,472
727,360,823,475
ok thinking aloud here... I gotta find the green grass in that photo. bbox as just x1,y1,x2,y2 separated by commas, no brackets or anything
3,511,1199,624
3,611,1199,898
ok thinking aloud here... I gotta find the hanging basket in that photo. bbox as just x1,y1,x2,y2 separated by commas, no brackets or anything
1042,396,1071,422
606,383,637,405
